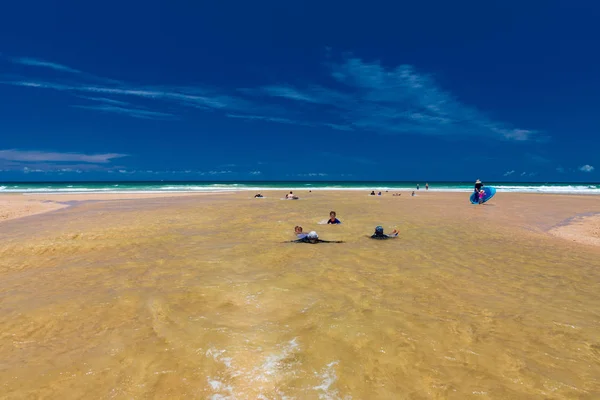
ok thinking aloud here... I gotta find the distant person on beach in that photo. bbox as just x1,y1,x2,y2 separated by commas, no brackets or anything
254,193,264,198
370,226,399,239
378,191,382,196
370,191,376,196
478,189,486,205
474,179,484,197
286,191,298,199
417,184,420,190
294,226,308,239
411,191,415,196
426,183,429,190
327,211,341,224
291,231,343,244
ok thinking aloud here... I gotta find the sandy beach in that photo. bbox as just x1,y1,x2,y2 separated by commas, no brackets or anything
1,190,599,399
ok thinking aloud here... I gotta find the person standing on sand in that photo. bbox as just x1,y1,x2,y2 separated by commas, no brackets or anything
478,189,486,205
474,179,484,197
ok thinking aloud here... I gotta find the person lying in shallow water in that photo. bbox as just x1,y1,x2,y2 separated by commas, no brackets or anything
294,225,308,239
370,226,399,239
290,231,344,244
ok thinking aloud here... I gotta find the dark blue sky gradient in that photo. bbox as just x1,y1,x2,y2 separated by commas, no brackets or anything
0,0,598,181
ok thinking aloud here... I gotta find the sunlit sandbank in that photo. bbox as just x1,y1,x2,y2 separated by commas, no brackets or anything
0,191,599,399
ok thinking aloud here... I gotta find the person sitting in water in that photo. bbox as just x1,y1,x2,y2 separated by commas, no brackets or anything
291,231,343,244
327,211,341,224
286,191,299,199
294,225,308,239
370,226,399,239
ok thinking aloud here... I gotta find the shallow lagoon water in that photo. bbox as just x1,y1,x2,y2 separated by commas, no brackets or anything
0,191,599,399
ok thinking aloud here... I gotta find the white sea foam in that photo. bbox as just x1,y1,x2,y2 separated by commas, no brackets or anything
313,361,342,399
1,183,598,194
203,339,349,398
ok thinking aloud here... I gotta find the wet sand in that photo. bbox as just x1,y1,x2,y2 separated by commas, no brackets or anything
0,191,599,399
0,195,68,223
550,214,600,247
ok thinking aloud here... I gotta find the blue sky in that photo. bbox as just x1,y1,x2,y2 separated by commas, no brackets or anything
0,0,598,181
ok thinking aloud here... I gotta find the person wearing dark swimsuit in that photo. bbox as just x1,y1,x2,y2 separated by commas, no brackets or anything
291,231,343,244
327,211,341,224
370,226,399,240
474,179,484,196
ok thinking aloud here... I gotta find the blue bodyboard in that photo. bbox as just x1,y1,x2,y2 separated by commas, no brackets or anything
470,186,496,204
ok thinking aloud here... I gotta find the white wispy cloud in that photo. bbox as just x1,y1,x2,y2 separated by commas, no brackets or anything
2,53,538,140
0,149,127,163
579,164,595,172
11,57,82,74
503,170,515,176
296,172,328,177
73,105,177,120
226,113,303,125
77,96,131,106
251,57,537,140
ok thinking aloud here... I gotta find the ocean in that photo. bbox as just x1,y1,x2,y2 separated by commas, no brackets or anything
1,180,599,194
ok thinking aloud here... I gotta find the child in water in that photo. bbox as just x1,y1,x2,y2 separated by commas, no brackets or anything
294,226,308,239
327,211,341,224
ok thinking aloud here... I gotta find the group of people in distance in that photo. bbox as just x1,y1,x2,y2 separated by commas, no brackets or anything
291,211,399,244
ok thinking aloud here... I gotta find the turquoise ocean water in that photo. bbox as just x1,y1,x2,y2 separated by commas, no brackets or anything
0,181,599,194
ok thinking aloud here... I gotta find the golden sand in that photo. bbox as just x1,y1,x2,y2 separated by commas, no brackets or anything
0,191,599,399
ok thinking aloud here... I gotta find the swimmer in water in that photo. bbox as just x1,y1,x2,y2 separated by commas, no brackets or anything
370,226,399,240
327,211,341,224
291,231,343,244
294,225,308,239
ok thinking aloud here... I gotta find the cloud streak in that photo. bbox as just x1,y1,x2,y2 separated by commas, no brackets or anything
251,57,537,140
579,164,594,172
11,57,83,74
0,149,127,163
2,53,537,140
73,105,177,120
